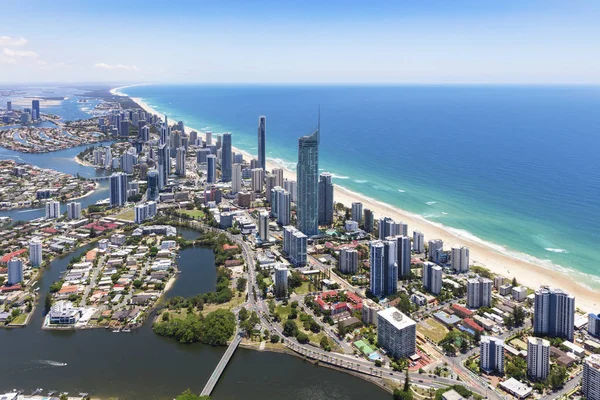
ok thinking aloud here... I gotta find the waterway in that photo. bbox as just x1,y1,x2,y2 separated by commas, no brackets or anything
0,228,390,399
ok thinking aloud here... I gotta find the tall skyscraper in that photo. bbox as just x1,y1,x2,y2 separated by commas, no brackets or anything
147,169,159,201
369,239,397,297
451,246,470,273
221,133,232,182
45,200,60,219
480,336,505,375
120,151,136,174
467,277,493,308
318,172,334,226
283,226,307,267
272,187,291,226
364,209,374,233
377,308,416,359
104,146,112,169
7,258,23,285
589,314,600,338
265,174,277,202
533,286,575,341
272,168,283,187
296,121,319,236
6,101,12,112
395,235,411,278
258,211,269,242
427,239,444,264
583,354,600,400
157,143,169,190
378,217,401,239
251,168,264,193
283,179,297,203
413,231,424,253
339,247,359,274
120,120,130,137
274,264,288,298
31,99,40,120
232,163,242,194
258,116,266,171
67,202,81,219
207,155,217,184
140,125,150,142
351,202,363,224
527,337,550,381
29,238,43,267
110,172,128,206
175,147,186,176
422,261,442,295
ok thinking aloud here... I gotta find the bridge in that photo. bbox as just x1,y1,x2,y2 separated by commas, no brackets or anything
200,330,242,396
87,173,133,181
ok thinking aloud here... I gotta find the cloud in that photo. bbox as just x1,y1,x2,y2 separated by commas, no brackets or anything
94,62,140,71
3,48,38,58
0,36,27,46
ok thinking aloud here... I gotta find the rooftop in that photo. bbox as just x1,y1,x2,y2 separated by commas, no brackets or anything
377,307,416,330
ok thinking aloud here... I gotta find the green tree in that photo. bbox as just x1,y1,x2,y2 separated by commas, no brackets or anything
393,388,413,400
238,307,248,321
296,331,309,344
512,277,518,286
236,277,247,292
175,389,211,400
547,365,567,390
320,336,331,351
270,334,280,343
133,279,143,289
404,368,410,392
283,320,298,337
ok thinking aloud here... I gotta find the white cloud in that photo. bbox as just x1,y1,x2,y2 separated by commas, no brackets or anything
3,48,38,58
93,62,140,71
0,36,27,46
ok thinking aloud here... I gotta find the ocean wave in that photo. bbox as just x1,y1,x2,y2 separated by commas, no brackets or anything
441,212,449,215
545,248,569,254
425,201,438,205
398,189,406,193
354,179,368,184
330,173,350,180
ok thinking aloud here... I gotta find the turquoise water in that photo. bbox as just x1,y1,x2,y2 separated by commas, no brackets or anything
122,84,600,286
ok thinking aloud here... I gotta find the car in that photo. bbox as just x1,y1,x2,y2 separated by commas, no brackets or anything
418,380,423,383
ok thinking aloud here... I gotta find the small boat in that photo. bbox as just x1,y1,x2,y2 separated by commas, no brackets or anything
122,328,131,333
112,328,120,333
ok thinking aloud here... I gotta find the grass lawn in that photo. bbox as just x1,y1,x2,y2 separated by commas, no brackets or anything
11,313,28,325
417,318,449,343
115,208,135,221
262,277,273,286
178,209,205,219
200,291,246,316
275,304,292,320
293,281,313,295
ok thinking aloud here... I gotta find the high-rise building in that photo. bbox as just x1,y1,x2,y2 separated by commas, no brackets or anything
207,154,217,184
272,168,283,187
274,264,288,298
6,101,12,112
232,163,242,194
31,99,40,120
283,179,297,203
265,174,277,202
527,337,550,381
273,187,291,226
45,200,60,219
140,125,150,142
258,116,266,171
175,147,186,176
157,143,169,190
369,239,397,297
451,246,470,273
251,168,264,193
339,247,358,274
7,258,23,285
135,201,157,224
467,277,493,308
583,354,600,400
104,146,112,169
413,231,424,253
422,261,442,295
533,286,575,341
364,209,374,233
29,238,43,267
351,202,363,224
428,239,444,264
147,169,159,201
205,131,212,146
120,151,136,174
221,133,232,182
120,120,130,137
296,122,319,236
362,299,384,326
378,217,401,239
258,211,269,242
110,172,128,207
283,226,307,267
67,202,81,219
377,308,416,358
395,235,411,278
318,172,334,226
197,148,211,164
480,336,505,374
589,314,600,338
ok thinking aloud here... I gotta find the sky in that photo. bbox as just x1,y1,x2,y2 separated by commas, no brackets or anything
1,0,600,84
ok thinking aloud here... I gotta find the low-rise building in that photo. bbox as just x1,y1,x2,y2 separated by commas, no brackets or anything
499,377,532,399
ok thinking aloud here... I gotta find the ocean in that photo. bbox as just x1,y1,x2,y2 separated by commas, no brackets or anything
121,84,600,287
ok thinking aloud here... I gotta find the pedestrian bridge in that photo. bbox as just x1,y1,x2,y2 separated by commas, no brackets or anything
200,332,242,396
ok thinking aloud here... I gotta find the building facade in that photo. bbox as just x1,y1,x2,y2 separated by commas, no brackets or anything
296,127,319,236
422,261,443,295
527,337,550,381
533,286,575,341
583,354,600,400
110,172,128,206
377,308,416,358
369,239,398,297
451,246,470,273
274,264,288,298
283,226,307,267
467,277,493,309
318,172,334,226
339,247,359,274
258,116,266,171
480,336,505,374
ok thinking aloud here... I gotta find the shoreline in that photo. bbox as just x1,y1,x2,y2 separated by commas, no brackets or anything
114,85,600,313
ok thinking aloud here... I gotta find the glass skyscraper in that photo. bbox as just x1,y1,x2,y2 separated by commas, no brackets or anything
296,124,319,236
157,143,169,190
221,133,232,182
147,169,159,201
258,116,266,171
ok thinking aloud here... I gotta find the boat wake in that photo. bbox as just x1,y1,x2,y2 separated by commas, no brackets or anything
36,360,67,367
545,248,568,254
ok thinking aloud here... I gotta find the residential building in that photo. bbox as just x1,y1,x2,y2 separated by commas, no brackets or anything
135,201,157,224
318,172,334,225
258,211,269,242
451,246,469,273
512,286,528,302
422,261,442,295
369,239,397,297
395,235,411,278
467,277,493,309
283,179,297,203
362,298,383,326
147,169,159,201
363,208,374,233
32,99,40,120
45,200,60,219
351,202,363,223
378,217,400,239
206,154,217,184
258,116,266,171
589,314,600,338
339,247,358,274
527,337,550,380
7,258,23,285
274,264,288,298
296,124,319,236
413,231,424,253
221,133,232,182
480,336,505,374
533,286,575,341
175,147,186,176
110,172,128,207
231,163,242,194
273,187,291,226
251,168,264,193
29,238,43,267
583,354,600,400
428,239,444,264
67,201,81,219
377,308,416,358
157,142,169,190
283,226,307,267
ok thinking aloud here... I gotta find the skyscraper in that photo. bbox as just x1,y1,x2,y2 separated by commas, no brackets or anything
258,116,266,171
232,163,242,194
480,336,505,375
175,147,186,176
583,354,600,400
31,99,40,120
369,239,398,297
251,168,264,193
296,120,319,236
147,169,159,201
395,235,411,278
428,239,444,264
7,258,23,285
589,314,600,338
413,231,424,253
221,133,232,182
272,187,291,226
67,202,81,219
363,209,374,233
451,246,470,273
45,200,60,219
467,276,493,308
351,202,363,223
339,247,359,274
377,308,416,359
207,155,217,184
110,172,128,206
422,262,442,295
533,286,575,341
258,211,269,242
274,264,288,298
157,143,169,190
317,172,334,226
104,146,112,169
527,337,550,381
378,217,401,239
29,238,43,268
283,226,307,267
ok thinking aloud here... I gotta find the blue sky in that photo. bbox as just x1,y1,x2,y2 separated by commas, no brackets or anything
1,0,600,84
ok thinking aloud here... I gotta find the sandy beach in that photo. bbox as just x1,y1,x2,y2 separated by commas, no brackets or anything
111,85,600,313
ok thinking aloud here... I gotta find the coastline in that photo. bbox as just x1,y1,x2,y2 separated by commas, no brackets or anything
113,85,600,313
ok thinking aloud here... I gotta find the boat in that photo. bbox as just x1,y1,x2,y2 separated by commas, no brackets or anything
122,328,131,333
112,328,120,333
